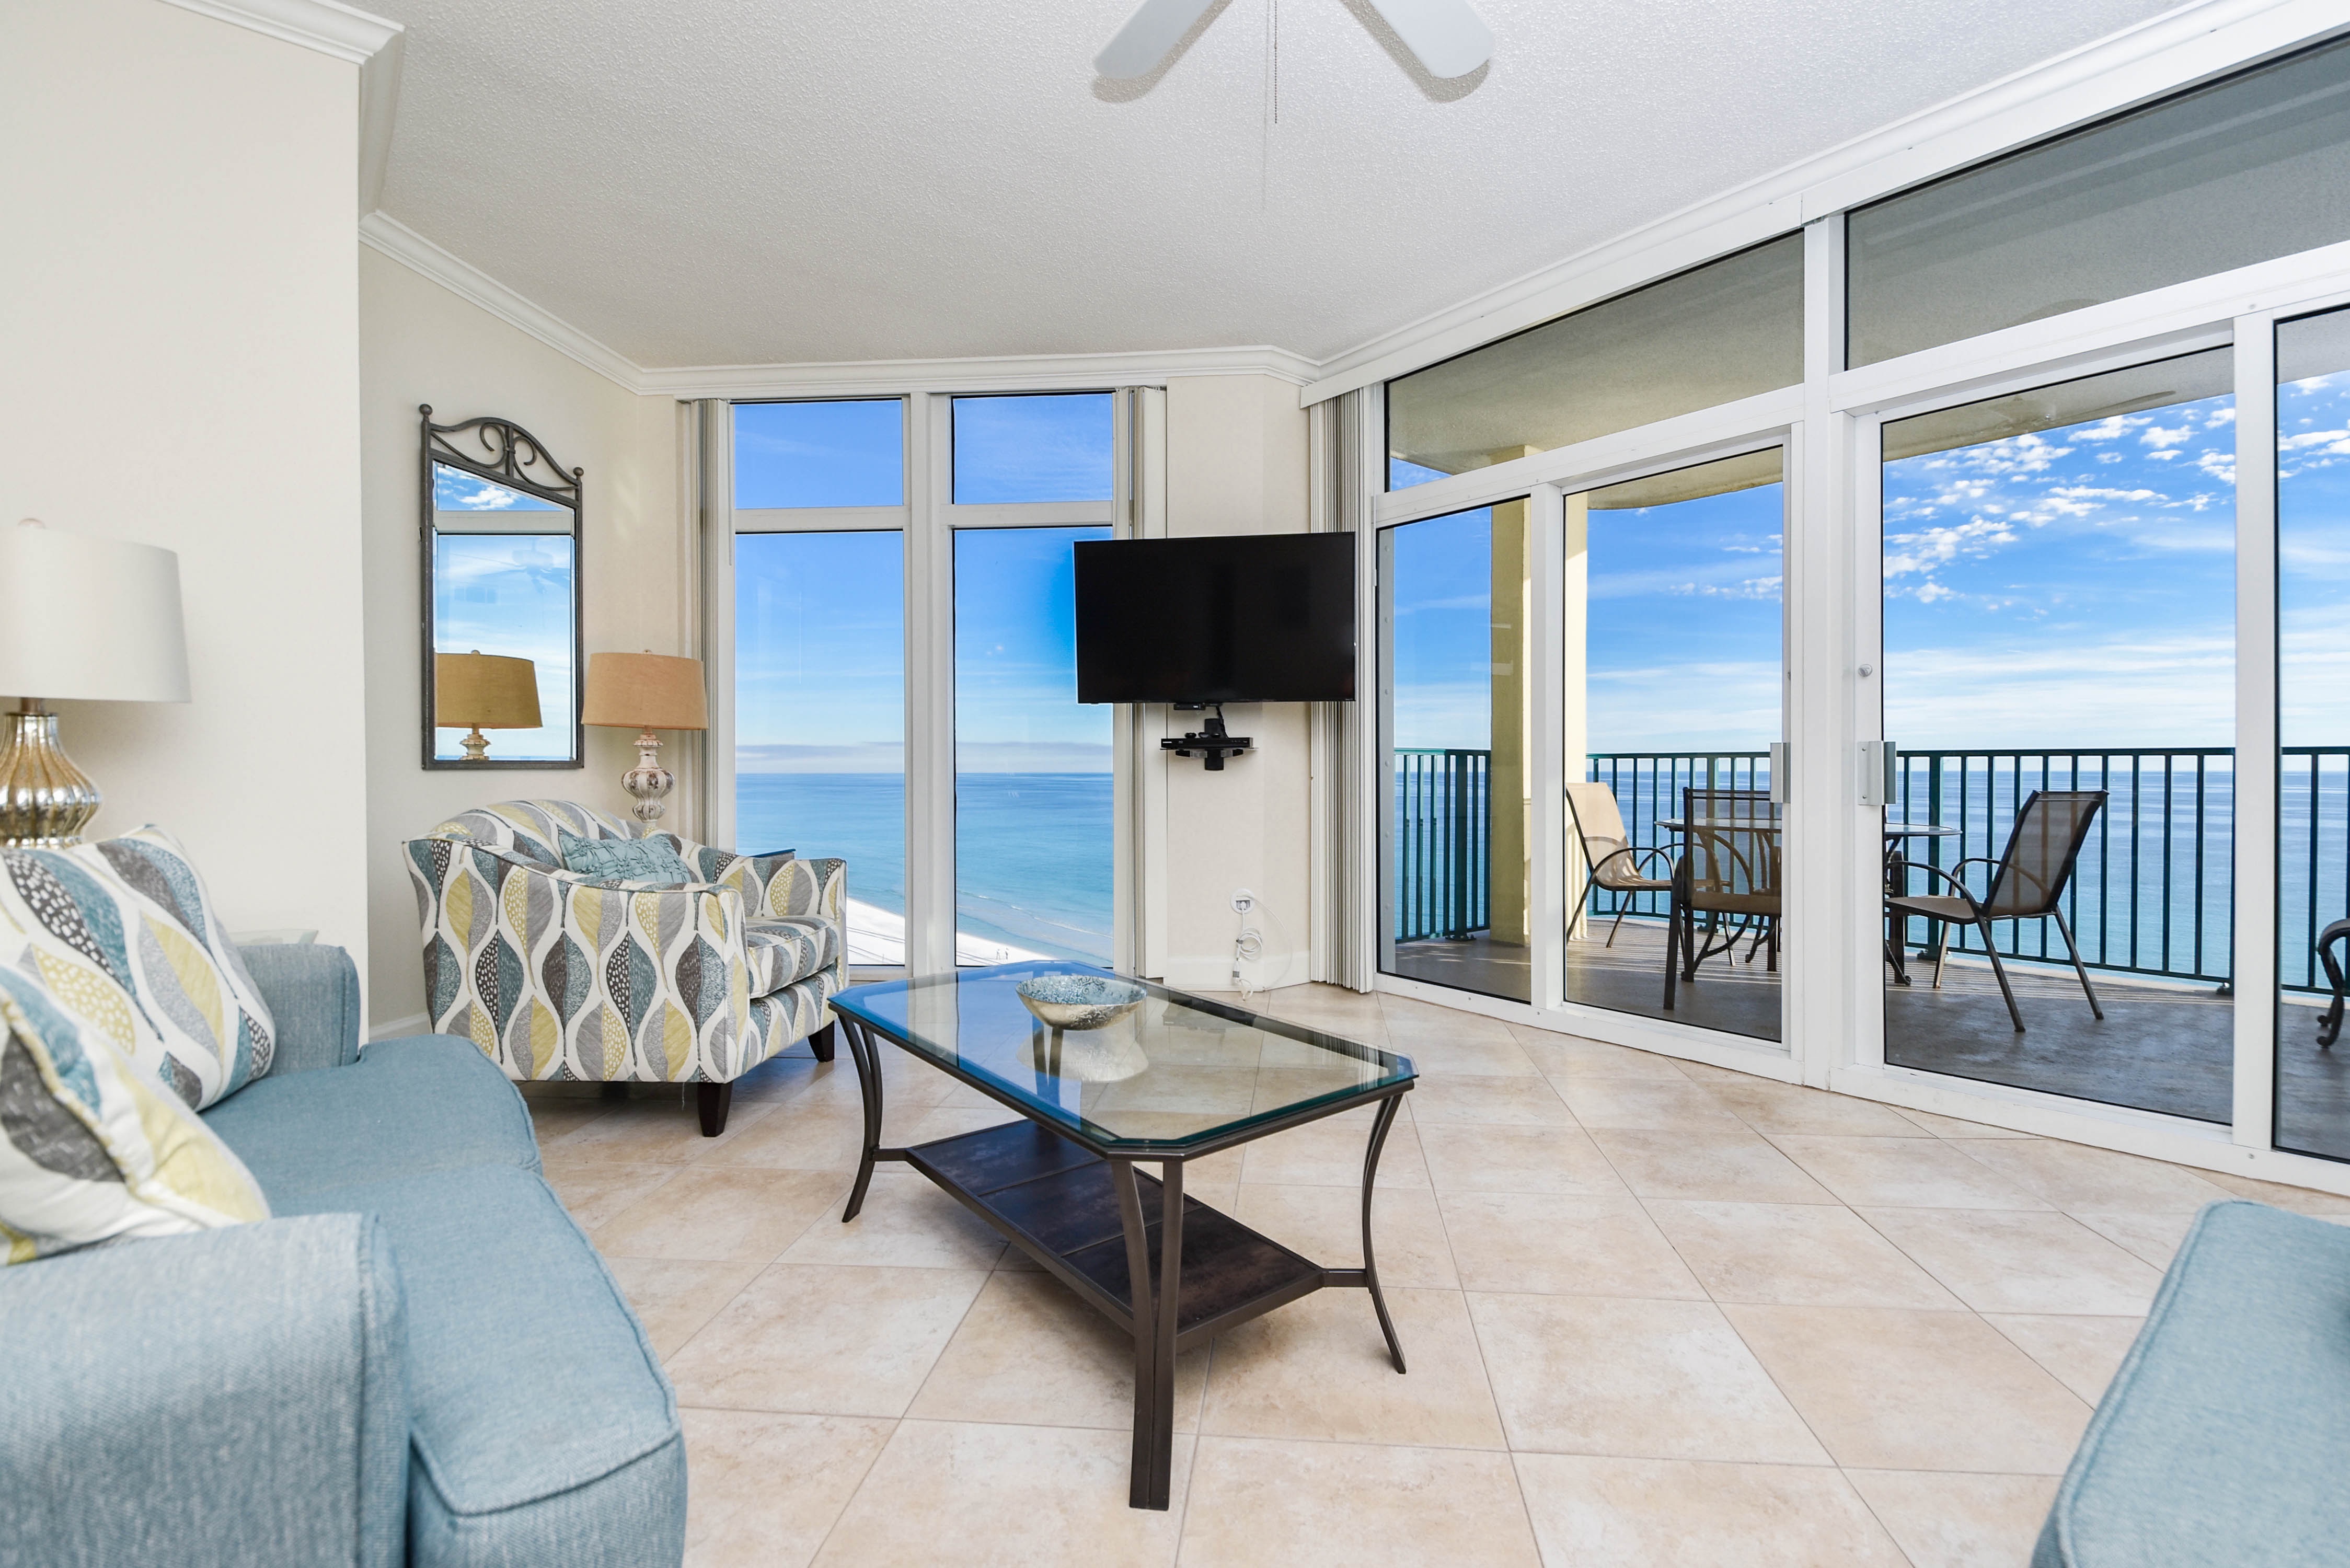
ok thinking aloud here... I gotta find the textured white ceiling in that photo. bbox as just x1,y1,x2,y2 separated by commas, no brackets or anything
369,0,2183,370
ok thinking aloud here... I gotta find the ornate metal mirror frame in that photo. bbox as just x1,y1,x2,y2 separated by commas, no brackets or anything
419,406,586,770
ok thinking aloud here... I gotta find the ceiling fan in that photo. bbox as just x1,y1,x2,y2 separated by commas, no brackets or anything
1096,0,1494,81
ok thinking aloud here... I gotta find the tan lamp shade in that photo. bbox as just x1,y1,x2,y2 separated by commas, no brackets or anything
583,652,707,731
436,653,542,729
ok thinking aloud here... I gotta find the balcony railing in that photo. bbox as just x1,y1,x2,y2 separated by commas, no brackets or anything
1392,745,2347,994
1392,749,1490,941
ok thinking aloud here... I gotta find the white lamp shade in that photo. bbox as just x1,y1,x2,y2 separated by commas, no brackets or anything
0,526,190,702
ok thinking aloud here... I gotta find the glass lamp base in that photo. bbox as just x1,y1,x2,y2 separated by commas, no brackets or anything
0,701,100,847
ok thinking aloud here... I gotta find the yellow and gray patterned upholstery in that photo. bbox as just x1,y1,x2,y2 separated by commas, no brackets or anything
404,801,847,1085
0,963,269,1265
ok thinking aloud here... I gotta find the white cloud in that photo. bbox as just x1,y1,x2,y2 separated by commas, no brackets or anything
2140,425,2193,449
1884,518,2018,578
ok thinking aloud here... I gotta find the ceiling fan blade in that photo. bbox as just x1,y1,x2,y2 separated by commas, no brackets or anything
1362,0,1494,78
1095,0,1221,79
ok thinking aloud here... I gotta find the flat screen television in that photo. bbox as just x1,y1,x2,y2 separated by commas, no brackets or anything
1074,534,1356,705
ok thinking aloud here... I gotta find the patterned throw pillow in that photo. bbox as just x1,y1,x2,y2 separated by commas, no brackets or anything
0,827,276,1111
557,830,694,886
0,963,269,1265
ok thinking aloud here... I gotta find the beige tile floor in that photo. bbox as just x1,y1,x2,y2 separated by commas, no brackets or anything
522,985,2350,1568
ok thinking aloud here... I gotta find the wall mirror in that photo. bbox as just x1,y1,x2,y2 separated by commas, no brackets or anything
419,406,584,769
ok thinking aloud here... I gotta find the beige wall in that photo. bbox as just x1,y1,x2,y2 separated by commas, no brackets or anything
359,249,688,1030
0,1,370,966
1155,375,1314,992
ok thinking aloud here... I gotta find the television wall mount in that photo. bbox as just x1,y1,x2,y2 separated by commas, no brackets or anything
1161,704,1252,771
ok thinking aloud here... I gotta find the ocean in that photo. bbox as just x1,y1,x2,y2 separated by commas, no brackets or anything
735,772,1113,963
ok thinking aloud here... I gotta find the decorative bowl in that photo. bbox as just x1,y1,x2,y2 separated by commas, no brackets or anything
1017,974,1147,1032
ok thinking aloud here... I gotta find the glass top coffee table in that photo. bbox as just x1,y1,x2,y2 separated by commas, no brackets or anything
828,961,1418,1511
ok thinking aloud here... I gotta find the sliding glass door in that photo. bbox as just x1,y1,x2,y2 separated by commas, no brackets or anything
1566,451,1786,1043
2276,305,2350,1158
1879,351,2237,1120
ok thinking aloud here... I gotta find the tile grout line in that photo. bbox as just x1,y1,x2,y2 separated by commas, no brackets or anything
797,1414,902,1568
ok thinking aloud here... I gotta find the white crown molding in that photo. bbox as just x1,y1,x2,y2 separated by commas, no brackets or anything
156,0,400,65
637,345,1320,401
358,25,403,213
363,210,1322,398
1297,0,2350,404
360,211,646,390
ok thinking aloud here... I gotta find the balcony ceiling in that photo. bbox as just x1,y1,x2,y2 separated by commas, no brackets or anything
368,0,2181,372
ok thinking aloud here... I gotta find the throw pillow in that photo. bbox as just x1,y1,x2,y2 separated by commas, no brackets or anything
0,827,277,1111
0,963,269,1265
557,830,695,886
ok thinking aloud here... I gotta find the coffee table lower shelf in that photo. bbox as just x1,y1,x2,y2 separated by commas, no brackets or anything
907,1121,1329,1351
871,1116,1404,1508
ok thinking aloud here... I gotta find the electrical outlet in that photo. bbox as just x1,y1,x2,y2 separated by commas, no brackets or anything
1230,889,1255,913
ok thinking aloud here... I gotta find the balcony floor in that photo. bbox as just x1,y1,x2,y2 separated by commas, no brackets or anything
1391,918,2350,1131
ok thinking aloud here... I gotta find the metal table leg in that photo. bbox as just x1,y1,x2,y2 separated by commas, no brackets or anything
1361,1095,1407,1374
1114,1155,1183,1511
841,1017,886,1222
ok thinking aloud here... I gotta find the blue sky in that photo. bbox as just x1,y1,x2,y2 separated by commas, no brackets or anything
2280,363,2350,746
733,396,1114,773
1882,388,2237,748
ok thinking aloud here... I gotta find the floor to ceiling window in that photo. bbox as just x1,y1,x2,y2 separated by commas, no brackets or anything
733,398,907,969
2276,304,2350,1158
1568,450,1785,1042
950,394,1117,964
1879,351,2236,1120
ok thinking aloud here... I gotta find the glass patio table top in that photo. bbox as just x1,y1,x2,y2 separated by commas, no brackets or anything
829,960,1415,1155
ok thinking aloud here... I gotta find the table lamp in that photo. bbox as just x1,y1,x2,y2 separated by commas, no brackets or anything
0,519,191,847
435,652,542,762
582,652,707,823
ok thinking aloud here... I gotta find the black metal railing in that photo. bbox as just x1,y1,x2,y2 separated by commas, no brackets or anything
2282,747,2350,992
1888,750,2232,986
1392,749,1490,941
1391,745,2350,994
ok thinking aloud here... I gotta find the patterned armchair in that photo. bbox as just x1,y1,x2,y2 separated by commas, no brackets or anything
404,799,846,1135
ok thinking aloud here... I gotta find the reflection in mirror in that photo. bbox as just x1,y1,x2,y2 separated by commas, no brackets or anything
420,408,584,768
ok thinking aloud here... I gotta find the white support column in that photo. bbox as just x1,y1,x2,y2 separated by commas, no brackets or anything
1789,211,1861,1089
1527,482,1568,1012
2234,317,2279,1150
906,394,957,975
1352,387,1385,989
1136,387,1170,979
696,398,737,849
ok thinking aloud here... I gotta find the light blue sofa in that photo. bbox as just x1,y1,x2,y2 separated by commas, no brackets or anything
2035,1199,2350,1565
0,944,686,1568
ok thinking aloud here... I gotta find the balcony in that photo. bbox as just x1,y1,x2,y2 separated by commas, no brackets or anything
1392,746,2349,1126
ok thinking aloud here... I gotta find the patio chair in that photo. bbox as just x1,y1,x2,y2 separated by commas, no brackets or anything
1884,788,2105,1033
1565,782,1673,948
2316,918,2350,1047
1664,785,1781,1011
